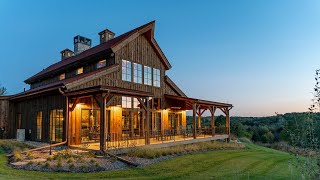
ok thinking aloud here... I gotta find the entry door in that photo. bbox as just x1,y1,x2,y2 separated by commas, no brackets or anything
80,109,100,143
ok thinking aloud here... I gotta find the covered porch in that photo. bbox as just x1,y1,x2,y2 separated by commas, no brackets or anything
63,86,232,152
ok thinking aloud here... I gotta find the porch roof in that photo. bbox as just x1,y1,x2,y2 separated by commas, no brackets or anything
164,94,233,110
64,85,154,98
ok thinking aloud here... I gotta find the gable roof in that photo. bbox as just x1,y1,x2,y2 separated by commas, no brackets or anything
25,21,171,84
165,76,187,97
11,64,118,100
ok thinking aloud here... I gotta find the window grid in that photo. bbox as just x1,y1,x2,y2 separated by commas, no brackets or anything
50,109,63,142
133,63,142,84
122,96,132,108
153,68,160,87
144,66,152,85
122,60,132,82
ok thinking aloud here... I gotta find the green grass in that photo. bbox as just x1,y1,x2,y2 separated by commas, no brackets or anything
0,143,300,180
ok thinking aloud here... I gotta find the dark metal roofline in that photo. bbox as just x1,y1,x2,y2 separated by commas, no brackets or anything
164,94,233,108
24,20,171,84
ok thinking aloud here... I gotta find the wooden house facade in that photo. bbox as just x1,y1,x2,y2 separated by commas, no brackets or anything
4,21,232,151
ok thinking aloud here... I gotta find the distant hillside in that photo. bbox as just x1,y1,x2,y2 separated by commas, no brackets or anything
187,112,320,145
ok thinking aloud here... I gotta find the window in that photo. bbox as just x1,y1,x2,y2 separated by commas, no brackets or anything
59,73,65,80
133,98,140,108
168,113,177,129
17,113,21,129
36,112,42,141
133,63,142,84
97,60,106,69
122,96,132,108
122,60,132,82
153,68,160,87
76,67,83,75
50,109,64,142
144,66,152,85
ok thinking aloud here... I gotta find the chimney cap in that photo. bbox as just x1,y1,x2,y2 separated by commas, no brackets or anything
99,29,115,36
60,48,73,54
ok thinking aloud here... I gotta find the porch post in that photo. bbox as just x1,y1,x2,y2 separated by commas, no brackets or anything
100,93,107,152
197,108,201,129
66,96,70,146
193,103,197,139
210,106,216,137
145,97,150,145
226,108,230,142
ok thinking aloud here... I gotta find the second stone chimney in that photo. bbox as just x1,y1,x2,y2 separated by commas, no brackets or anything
60,48,74,60
74,35,92,55
99,29,115,44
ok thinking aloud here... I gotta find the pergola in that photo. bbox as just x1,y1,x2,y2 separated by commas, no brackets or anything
164,94,233,140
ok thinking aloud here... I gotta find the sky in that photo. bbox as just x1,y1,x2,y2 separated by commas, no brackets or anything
0,0,320,117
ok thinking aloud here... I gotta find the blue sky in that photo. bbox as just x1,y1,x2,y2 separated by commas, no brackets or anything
0,0,320,116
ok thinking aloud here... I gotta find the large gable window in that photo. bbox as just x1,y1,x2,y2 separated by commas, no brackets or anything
144,66,152,86
153,68,160,87
122,60,132,82
133,63,142,84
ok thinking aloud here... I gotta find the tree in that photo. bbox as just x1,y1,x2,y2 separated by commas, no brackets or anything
288,69,320,179
0,84,6,95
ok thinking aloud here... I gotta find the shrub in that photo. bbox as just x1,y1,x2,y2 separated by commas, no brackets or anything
57,159,62,168
43,162,50,168
66,158,73,163
127,141,245,159
13,149,22,161
69,163,75,169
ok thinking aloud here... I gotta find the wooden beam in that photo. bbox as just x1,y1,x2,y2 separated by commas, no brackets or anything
100,93,107,152
209,106,216,137
70,97,80,112
66,96,70,146
145,97,150,145
105,95,115,107
137,98,147,111
93,95,101,108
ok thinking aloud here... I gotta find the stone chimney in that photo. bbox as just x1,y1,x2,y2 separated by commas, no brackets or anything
74,35,92,55
60,48,74,60
99,29,115,44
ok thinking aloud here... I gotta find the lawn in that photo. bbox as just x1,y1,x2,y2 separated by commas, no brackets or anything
0,143,300,180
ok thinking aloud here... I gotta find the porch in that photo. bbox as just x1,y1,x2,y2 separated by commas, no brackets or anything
63,86,232,152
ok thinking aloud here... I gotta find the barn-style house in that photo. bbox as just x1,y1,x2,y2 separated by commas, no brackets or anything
1,21,232,151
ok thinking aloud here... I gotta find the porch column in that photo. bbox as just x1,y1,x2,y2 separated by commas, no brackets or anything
197,108,201,129
209,106,216,137
193,103,197,139
145,97,150,145
226,108,230,142
100,94,107,152
66,96,70,146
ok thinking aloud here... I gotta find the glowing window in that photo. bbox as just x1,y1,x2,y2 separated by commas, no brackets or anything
122,96,132,108
59,73,65,80
97,60,106,69
76,67,83,75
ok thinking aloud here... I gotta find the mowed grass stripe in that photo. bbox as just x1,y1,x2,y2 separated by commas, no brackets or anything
0,144,300,180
